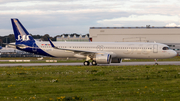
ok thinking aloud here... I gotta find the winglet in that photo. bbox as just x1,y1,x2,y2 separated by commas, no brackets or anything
48,38,59,49
48,38,55,47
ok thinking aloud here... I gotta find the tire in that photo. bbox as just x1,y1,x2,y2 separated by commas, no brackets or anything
92,60,97,66
84,61,90,66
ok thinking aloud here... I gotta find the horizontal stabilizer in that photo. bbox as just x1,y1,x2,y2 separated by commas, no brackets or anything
3,43,30,49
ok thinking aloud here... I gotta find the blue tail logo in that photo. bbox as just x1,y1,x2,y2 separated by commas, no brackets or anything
11,18,34,43
17,34,31,41
10,18,54,57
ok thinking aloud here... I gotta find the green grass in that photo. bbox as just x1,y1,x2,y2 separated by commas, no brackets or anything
0,65,180,101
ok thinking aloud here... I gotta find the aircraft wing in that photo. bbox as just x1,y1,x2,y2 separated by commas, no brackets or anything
48,39,104,55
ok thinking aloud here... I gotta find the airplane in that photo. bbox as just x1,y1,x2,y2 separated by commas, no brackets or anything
10,18,177,66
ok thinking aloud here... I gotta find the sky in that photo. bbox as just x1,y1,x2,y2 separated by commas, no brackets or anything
0,0,180,36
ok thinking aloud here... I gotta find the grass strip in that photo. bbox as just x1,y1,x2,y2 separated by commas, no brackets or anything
0,65,180,100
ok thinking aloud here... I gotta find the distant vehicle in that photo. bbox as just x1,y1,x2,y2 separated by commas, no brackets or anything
9,18,177,65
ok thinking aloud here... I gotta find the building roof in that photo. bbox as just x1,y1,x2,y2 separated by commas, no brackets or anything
90,27,180,29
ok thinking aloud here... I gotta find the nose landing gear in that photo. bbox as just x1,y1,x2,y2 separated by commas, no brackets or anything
154,59,158,65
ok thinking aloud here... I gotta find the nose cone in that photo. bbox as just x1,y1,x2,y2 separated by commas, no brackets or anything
171,50,177,58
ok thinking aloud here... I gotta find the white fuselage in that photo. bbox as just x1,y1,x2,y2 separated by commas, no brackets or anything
35,41,177,59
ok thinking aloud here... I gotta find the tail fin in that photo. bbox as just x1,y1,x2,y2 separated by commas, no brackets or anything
11,18,35,43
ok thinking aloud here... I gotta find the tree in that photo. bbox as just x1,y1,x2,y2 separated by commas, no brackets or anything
8,34,15,43
41,34,51,41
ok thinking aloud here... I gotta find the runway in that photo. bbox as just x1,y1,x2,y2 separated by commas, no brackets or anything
0,61,180,67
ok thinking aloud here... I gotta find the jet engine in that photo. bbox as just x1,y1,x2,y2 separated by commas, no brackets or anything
94,54,111,64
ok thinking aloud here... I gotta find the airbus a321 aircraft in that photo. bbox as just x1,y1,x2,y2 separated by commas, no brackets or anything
10,18,177,65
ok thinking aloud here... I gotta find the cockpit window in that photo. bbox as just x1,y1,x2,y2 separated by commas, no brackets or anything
162,47,169,50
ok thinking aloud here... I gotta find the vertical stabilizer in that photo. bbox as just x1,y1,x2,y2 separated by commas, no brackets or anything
10,18,54,57
11,18,35,43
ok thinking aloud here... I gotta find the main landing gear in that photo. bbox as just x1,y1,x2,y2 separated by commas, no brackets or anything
83,61,90,66
83,60,97,66
83,55,97,66
91,60,97,66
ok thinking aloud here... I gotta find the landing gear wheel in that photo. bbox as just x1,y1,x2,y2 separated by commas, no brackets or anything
92,60,97,66
84,61,90,66
154,59,158,65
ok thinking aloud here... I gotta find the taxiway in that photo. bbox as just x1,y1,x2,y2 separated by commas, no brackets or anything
0,61,179,67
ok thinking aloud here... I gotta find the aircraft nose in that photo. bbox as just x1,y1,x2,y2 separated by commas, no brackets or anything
171,50,177,57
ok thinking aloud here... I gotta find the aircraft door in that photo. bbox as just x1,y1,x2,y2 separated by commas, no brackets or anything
153,44,158,53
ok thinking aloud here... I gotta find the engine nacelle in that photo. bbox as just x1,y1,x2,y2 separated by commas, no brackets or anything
95,54,111,64
111,58,122,63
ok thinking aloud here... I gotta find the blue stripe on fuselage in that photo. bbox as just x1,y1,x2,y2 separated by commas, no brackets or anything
16,47,54,57
17,47,55,57
16,42,54,57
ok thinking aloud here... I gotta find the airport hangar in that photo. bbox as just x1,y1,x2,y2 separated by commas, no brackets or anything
89,26,180,54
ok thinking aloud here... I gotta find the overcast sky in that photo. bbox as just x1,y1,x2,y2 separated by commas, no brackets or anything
0,0,180,36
